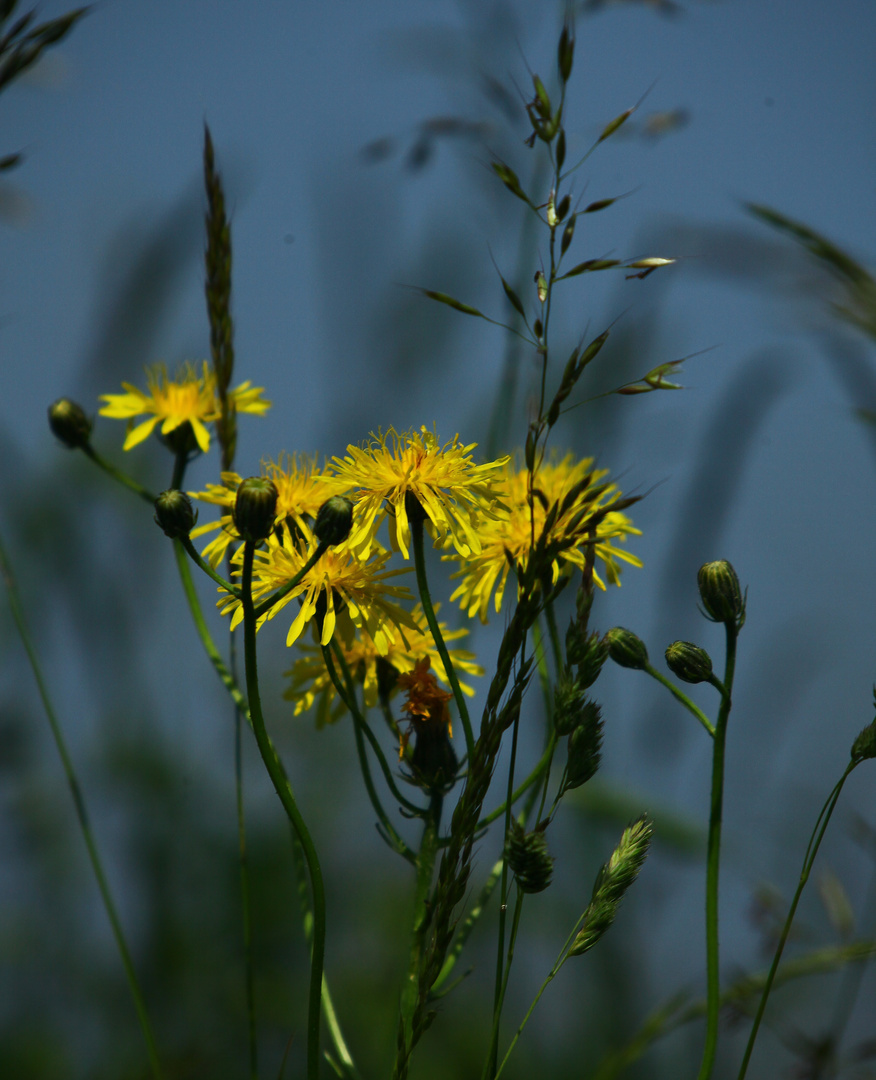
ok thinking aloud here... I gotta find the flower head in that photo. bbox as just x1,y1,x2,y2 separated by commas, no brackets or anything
219,521,417,653
448,453,641,622
330,426,508,559
283,604,482,722
190,453,337,567
99,361,269,454
397,657,453,751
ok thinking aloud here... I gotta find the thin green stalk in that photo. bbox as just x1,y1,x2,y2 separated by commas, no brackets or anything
484,886,525,1080
240,541,325,1080
396,792,443,1074
325,642,424,822
696,622,737,1080
644,662,716,738
410,515,475,760
479,732,559,828
180,535,240,596
235,695,258,1080
487,710,523,1077
81,443,156,504
0,532,164,1080
736,762,857,1080
289,831,362,1080
173,541,249,716
543,597,563,675
253,540,329,620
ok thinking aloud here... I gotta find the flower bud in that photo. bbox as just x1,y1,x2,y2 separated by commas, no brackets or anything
410,723,458,793
697,560,745,626
48,398,92,449
234,477,278,543
154,489,197,539
557,24,574,83
159,420,200,457
665,641,713,684
314,495,354,547
507,820,554,894
605,627,648,670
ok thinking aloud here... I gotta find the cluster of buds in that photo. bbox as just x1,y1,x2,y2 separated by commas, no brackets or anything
507,820,554,894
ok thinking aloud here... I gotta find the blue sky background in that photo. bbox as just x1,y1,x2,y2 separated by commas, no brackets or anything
2,1,876,1076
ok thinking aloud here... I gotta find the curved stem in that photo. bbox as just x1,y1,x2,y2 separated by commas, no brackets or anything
253,540,329,620
736,763,857,1080
180,535,240,597
410,515,475,760
479,732,559,828
696,622,737,1080
81,443,156,504
327,643,424,819
240,541,325,1080
644,662,716,738
0,533,164,1080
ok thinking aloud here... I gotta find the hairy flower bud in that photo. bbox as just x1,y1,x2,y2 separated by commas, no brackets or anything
507,820,554,894
563,704,603,792
697,560,745,627
314,495,354,547
234,477,278,543
665,641,713,684
606,627,648,670
154,489,197,539
48,398,92,449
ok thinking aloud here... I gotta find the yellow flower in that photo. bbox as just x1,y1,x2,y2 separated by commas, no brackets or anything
283,603,482,721
329,426,508,559
448,453,642,622
219,521,418,652
190,453,338,567
99,361,270,453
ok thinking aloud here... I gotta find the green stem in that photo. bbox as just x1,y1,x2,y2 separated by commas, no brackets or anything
81,443,156,503
696,622,737,1080
173,541,249,716
410,515,475,761
253,540,329,620
289,832,362,1080
396,792,443,1075
484,887,525,1080
736,762,857,1080
321,644,418,857
543,598,563,675
180,535,240,597
235,697,258,1080
487,710,522,1076
479,733,559,828
0,532,164,1080
240,541,325,1080
644,663,716,738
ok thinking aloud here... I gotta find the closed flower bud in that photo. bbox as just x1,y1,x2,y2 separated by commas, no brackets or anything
665,641,713,684
697,560,745,626
606,627,648,670
314,495,354,547
48,398,92,449
557,24,574,83
507,820,554,894
567,628,608,689
234,477,278,543
154,489,197,539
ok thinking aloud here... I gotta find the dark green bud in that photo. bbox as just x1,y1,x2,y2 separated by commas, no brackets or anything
48,398,92,449
605,627,648,670
410,723,458,794
533,318,544,339
554,674,594,736
570,630,608,689
507,820,554,894
154,489,197,539
314,495,354,547
665,641,713,684
563,703,603,792
234,476,279,543
697,560,745,626
556,128,566,171
159,420,200,457
532,74,551,120
851,721,876,764
556,194,571,221
561,215,577,257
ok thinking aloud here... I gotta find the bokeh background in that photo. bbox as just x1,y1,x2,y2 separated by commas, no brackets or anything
2,1,876,1077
